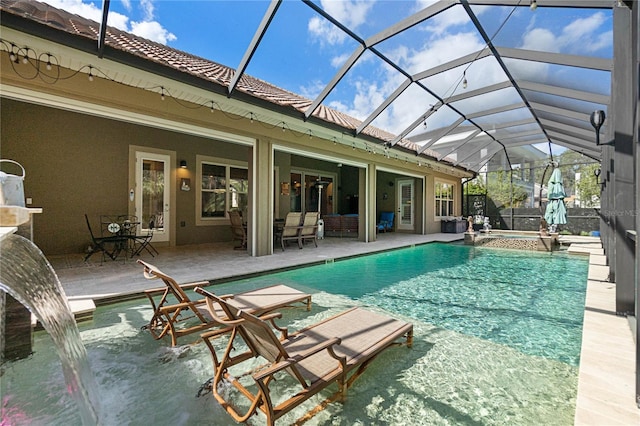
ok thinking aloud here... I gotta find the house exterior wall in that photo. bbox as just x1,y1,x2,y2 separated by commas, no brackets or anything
0,32,468,256
1,97,250,254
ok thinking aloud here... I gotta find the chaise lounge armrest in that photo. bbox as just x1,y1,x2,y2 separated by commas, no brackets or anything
199,311,286,340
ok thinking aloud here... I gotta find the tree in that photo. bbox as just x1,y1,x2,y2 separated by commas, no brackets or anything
463,177,486,195
486,170,528,208
575,163,601,207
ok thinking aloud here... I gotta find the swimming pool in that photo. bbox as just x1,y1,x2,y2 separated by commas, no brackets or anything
1,242,588,425
256,243,587,365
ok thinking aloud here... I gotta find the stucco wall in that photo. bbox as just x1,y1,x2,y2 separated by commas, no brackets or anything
1,98,249,254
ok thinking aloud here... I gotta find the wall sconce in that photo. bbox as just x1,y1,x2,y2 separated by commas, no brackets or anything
593,168,605,190
179,160,187,169
590,110,606,145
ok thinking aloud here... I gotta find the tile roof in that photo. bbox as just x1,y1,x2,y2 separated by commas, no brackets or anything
0,0,441,160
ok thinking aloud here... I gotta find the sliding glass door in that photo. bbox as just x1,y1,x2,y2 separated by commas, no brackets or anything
290,170,335,215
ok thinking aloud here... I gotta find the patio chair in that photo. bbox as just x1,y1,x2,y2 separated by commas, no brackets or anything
83,214,129,262
130,215,158,257
228,210,247,250
299,211,319,247
138,260,311,346
194,286,413,425
279,212,302,251
377,211,395,233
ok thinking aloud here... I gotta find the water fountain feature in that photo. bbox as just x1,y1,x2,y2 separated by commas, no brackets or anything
1,226,100,424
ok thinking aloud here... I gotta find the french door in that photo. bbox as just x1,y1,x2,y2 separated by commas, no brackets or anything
290,170,335,216
397,179,414,231
135,151,171,242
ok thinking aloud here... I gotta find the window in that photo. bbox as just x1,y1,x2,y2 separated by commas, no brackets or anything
201,164,227,217
197,156,248,224
435,181,455,218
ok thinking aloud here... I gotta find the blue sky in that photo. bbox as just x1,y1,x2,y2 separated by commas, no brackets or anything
46,1,613,142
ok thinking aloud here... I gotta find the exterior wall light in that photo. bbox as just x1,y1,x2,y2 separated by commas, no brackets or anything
593,168,604,190
590,110,606,145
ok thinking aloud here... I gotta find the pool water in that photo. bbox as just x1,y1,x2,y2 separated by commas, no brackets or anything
255,243,587,365
1,243,588,425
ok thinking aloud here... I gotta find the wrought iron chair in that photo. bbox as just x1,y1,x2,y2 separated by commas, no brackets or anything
83,214,128,262
131,215,158,257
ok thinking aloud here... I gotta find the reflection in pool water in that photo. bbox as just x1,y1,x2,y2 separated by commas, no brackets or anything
2,243,587,425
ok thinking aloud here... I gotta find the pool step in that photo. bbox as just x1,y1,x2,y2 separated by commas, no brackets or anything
69,298,97,323
33,298,96,330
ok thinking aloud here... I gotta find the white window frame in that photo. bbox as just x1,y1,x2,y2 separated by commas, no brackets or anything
435,180,456,219
196,154,248,226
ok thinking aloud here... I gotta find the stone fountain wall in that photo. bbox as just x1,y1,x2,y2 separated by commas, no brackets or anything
1,292,32,361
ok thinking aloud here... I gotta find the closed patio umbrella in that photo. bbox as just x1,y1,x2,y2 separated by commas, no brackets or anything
544,167,567,228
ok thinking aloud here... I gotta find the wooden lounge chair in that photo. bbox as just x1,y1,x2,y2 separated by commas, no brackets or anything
194,287,413,425
138,260,311,346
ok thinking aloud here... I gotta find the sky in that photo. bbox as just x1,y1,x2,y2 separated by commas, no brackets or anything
45,0,613,155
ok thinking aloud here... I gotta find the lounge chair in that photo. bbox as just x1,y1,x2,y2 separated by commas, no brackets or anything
228,210,247,250
279,212,302,251
377,211,394,233
194,287,413,425
138,260,311,346
299,211,319,248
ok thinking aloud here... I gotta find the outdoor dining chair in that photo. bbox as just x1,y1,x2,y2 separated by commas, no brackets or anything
83,214,129,263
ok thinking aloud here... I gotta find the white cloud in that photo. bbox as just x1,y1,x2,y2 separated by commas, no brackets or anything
331,52,351,68
321,0,371,29
327,23,535,136
308,0,374,46
521,12,611,55
521,28,559,53
351,81,388,120
405,32,485,74
590,30,613,53
299,80,326,100
426,4,472,35
560,12,606,44
308,16,347,46
45,0,176,44
130,21,176,44
139,0,155,22
46,0,125,28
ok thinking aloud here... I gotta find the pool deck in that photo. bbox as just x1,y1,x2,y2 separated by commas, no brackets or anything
45,232,639,424
566,239,640,425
